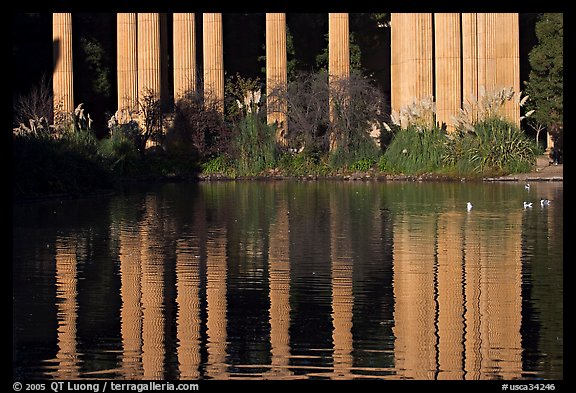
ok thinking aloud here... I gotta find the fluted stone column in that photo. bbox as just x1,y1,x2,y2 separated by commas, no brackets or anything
203,13,224,113
117,13,138,119
392,14,433,127
477,13,487,96
482,13,498,95
434,13,461,131
328,13,350,151
266,13,288,146
462,14,479,110
412,14,434,104
496,13,520,125
477,13,520,125
390,13,404,115
173,13,197,101
137,13,161,100
53,13,74,121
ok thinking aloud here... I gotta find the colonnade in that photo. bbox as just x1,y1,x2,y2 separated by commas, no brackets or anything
391,13,520,129
52,13,522,141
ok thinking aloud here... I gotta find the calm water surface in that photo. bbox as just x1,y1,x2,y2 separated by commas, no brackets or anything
13,181,563,380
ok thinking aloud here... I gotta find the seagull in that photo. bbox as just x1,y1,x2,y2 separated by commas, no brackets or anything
540,198,551,207
467,202,473,211
523,201,533,209
525,183,531,190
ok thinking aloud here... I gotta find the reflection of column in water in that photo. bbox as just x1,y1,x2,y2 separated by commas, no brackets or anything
205,227,228,379
176,237,202,379
119,225,143,378
437,212,465,380
462,212,483,379
330,189,354,379
463,211,523,379
53,235,80,378
140,196,165,379
482,212,522,379
392,215,437,379
267,198,291,377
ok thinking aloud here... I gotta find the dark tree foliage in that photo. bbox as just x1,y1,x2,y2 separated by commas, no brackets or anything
172,89,233,160
525,13,563,138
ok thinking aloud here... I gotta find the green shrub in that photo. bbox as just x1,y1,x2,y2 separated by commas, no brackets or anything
277,152,331,177
444,117,536,175
233,113,277,176
98,130,140,175
349,157,377,172
383,125,447,174
201,155,236,177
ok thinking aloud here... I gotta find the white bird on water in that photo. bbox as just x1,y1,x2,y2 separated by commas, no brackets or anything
523,201,533,209
540,198,551,207
525,183,531,190
467,202,473,211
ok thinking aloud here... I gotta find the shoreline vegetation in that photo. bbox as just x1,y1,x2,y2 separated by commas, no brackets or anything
13,76,558,201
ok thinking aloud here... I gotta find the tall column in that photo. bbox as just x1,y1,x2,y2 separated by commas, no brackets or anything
392,14,434,127
328,13,350,151
462,13,479,107
137,13,161,100
266,13,288,146
477,13,487,99
390,13,404,115
117,13,139,119
412,14,434,104
53,13,74,120
434,13,461,131
482,13,498,95
496,13,520,125
203,13,224,113
173,13,197,101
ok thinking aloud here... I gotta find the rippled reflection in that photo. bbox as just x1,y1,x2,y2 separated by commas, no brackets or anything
12,181,563,380
51,236,80,379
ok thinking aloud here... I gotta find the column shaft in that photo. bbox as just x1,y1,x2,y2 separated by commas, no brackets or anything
328,13,350,151
392,13,434,126
173,13,197,101
266,13,288,146
496,13,520,125
390,13,404,114
117,13,139,118
53,13,74,120
203,13,224,113
434,13,461,130
412,13,434,104
462,13,479,106
137,13,161,100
